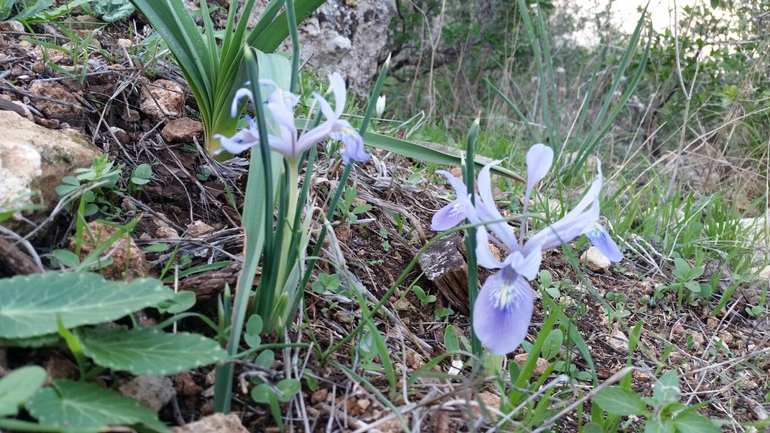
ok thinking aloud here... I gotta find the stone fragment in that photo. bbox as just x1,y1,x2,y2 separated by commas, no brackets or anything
161,117,204,142
171,413,249,433
28,80,83,124
70,221,149,280
0,21,24,32
109,126,130,144
118,376,175,413
607,325,629,352
581,246,611,272
139,79,185,122
311,388,328,404
186,220,215,237
471,391,500,422
0,111,100,219
513,354,550,376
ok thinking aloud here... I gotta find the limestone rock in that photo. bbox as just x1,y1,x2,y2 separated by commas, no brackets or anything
161,117,204,143
581,246,611,272
0,111,101,217
139,79,185,122
513,354,550,376
28,80,83,125
118,376,175,413
171,413,249,433
242,0,395,96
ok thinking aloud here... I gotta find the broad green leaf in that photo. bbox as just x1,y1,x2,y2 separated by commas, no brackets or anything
644,416,675,433
673,411,720,433
593,387,647,416
653,371,681,404
155,291,196,314
27,380,168,432
80,326,227,376
0,273,173,339
275,379,301,403
582,422,603,433
444,325,460,353
0,366,47,417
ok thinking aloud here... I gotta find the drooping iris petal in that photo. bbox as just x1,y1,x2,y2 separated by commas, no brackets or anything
431,170,475,231
476,161,519,250
332,119,370,163
214,129,259,155
473,266,534,356
475,226,505,269
586,223,624,262
504,250,542,281
523,144,554,216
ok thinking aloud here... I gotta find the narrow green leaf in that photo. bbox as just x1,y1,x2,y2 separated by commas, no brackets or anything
360,130,525,182
0,273,173,339
80,326,227,376
27,380,168,432
0,366,47,417
593,387,647,416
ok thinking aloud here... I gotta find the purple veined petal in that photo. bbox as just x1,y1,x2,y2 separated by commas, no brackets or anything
331,120,370,163
295,119,335,156
475,226,505,269
437,170,468,198
585,223,624,262
523,144,554,217
214,130,259,155
313,91,338,121
266,135,293,157
431,198,469,231
523,198,600,255
505,250,542,281
473,266,534,355
476,161,519,250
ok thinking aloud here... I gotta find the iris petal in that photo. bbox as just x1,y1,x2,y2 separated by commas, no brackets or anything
431,199,468,231
523,144,554,216
586,224,624,262
473,267,534,356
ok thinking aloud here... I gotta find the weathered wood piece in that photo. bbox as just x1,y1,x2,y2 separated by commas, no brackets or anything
418,233,470,315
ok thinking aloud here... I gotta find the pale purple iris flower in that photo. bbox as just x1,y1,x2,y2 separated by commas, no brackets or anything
431,144,623,355
214,73,370,164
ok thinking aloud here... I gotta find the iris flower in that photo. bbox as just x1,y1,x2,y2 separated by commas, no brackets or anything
214,72,370,164
431,144,623,355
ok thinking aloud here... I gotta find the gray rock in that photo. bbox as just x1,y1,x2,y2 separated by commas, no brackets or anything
118,376,175,413
172,413,249,433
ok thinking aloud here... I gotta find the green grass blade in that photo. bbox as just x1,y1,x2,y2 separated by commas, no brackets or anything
362,131,525,182
517,0,554,148
485,76,538,142
285,0,300,93
358,54,391,135
463,117,482,358
568,4,649,177
252,0,326,52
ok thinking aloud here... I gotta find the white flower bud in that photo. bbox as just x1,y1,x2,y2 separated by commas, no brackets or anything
375,94,386,117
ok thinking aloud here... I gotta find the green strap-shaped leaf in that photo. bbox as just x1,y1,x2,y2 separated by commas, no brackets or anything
0,273,173,339
80,326,227,376
27,380,169,433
